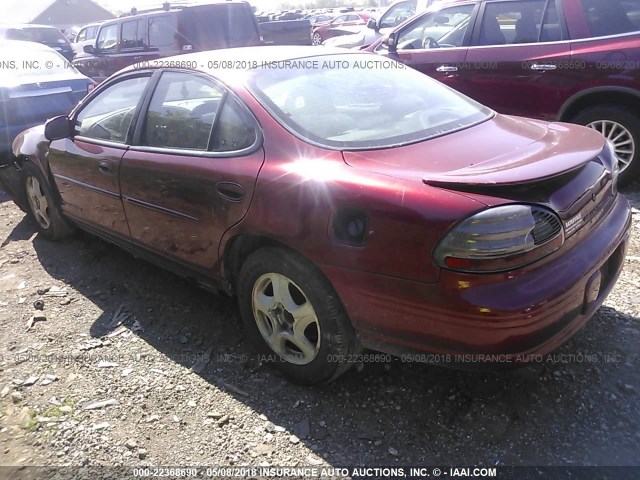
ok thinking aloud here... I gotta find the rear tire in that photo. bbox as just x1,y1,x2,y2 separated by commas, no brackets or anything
237,247,360,385
572,105,640,186
22,162,74,240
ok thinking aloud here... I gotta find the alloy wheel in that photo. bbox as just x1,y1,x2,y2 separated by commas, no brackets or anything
312,33,322,45
25,176,51,229
251,272,321,365
587,120,635,173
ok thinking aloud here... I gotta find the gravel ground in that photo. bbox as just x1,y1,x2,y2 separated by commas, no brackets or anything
0,183,639,476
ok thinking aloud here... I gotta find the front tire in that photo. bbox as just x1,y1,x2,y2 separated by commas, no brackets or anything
312,32,323,46
237,247,360,384
22,162,74,240
572,105,640,186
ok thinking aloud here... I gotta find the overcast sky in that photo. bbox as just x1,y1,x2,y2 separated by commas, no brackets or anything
96,0,282,14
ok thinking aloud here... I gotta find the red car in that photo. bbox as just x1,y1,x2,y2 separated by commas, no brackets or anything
6,47,630,384
312,13,371,45
368,0,640,185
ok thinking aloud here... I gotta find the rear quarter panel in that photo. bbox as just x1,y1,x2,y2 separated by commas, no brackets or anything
219,89,486,283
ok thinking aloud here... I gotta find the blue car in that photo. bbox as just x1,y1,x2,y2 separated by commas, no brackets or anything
0,40,93,207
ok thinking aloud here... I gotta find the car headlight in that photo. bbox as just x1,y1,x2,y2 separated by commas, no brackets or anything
434,204,564,273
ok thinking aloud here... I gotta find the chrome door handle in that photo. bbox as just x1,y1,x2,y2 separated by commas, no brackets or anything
436,65,459,73
529,63,557,71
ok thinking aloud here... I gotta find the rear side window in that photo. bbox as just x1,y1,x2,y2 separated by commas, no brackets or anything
141,72,224,150
579,0,640,37
149,15,178,47
478,0,562,45
181,4,260,48
210,97,258,152
76,77,149,143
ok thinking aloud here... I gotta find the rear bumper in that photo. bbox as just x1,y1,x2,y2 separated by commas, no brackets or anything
321,194,631,368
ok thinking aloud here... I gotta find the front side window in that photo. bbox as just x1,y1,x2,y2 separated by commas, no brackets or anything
379,0,416,29
478,0,561,45
579,0,640,38
249,54,491,149
76,28,87,42
96,24,119,51
141,72,224,150
76,77,149,143
396,4,475,49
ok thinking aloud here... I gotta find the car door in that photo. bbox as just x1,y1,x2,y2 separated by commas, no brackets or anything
461,0,573,120
377,3,478,89
47,73,152,237
119,71,265,270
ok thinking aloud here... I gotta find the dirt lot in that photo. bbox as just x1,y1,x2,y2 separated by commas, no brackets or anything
0,183,639,476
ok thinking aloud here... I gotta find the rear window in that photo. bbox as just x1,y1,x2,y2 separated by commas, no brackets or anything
580,0,640,37
6,27,67,44
181,4,260,48
248,54,491,150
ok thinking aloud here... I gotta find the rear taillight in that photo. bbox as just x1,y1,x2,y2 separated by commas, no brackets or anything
434,204,564,273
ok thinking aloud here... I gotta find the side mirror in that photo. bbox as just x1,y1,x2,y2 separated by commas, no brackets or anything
83,44,95,54
384,32,398,52
45,116,73,141
367,18,378,30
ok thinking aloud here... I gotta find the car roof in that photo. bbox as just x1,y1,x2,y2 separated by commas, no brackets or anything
0,23,59,29
0,39,59,52
101,0,251,26
120,45,374,83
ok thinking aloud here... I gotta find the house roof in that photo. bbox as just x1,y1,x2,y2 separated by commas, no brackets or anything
0,0,115,25
0,0,58,24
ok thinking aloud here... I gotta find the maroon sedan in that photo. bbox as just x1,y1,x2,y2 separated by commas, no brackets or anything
312,13,371,45
7,47,630,384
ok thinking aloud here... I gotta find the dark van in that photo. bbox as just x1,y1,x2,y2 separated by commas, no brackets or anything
73,1,262,82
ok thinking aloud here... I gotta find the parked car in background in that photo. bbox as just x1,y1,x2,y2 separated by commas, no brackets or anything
312,12,371,45
369,0,640,185
4,47,630,384
305,14,334,26
0,24,75,62
73,0,313,82
324,0,441,48
72,21,102,56
0,40,93,203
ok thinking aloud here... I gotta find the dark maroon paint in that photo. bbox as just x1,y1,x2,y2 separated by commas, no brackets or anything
11,47,631,363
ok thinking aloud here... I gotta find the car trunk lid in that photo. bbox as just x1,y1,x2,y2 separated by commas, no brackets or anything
1,76,88,125
342,115,605,187
342,114,614,238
